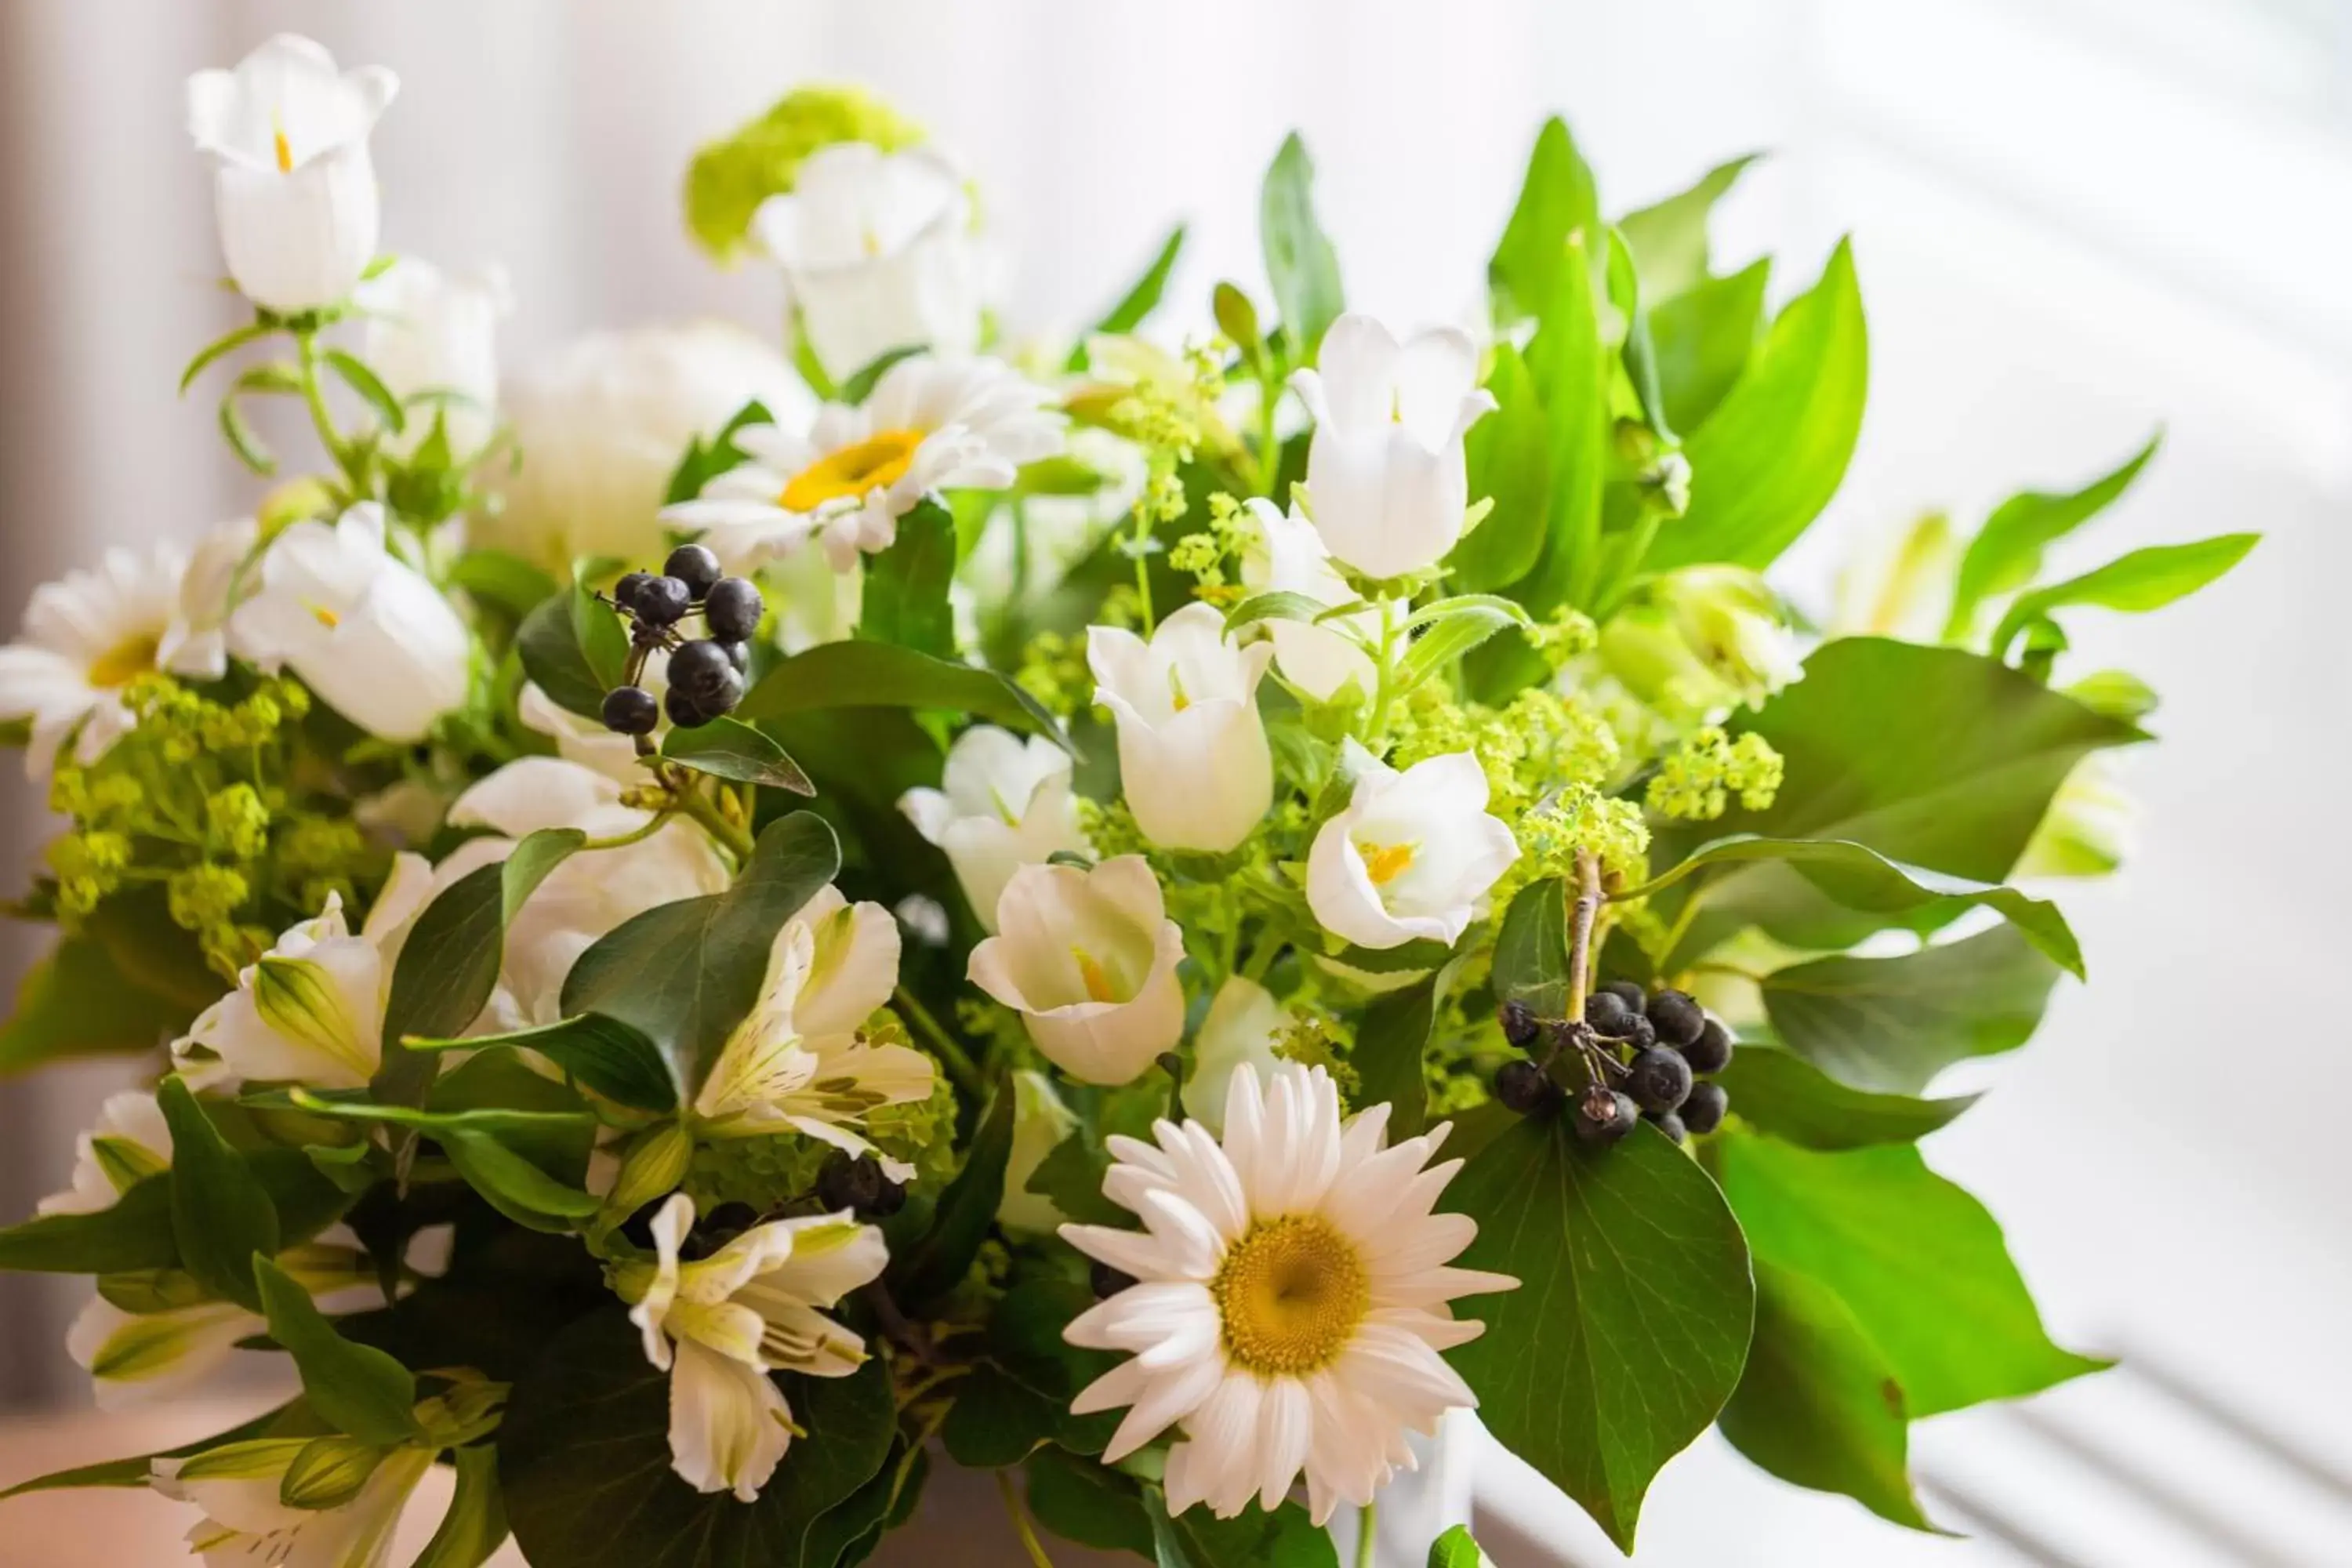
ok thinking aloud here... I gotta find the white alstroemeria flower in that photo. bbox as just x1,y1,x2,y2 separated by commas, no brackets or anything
1830,511,1958,642
515,665,667,788
1288,314,1495,579
0,544,229,776
898,725,1090,933
1306,745,1519,951
1653,564,1802,707
445,757,731,1029
623,1194,888,1501
998,1070,1080,1235
38,1091,172,1218
184,35,398,314
1060,1062,1517,1525
1087,602,1275,855
663,355,1062,573
357,257,513,457
753,142,981,382
228,503,470,743
967,856,1186,1086
1181,977,1288,1134
153,1436,433,1567
2018,756,2136,879
693,887,935,1179
1240,499,1378,703
173,852,438,1090
485,323,811,572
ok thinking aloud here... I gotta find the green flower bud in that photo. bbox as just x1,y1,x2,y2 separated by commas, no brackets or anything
599,1123,696,1232
683,85,925,263
205,783,271,858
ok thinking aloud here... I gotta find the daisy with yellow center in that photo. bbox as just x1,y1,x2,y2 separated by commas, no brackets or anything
1059,1062,1517,1524
662,354,1063,573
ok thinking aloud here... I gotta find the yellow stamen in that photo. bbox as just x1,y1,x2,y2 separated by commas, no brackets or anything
272,109,294,173
1073,948,1120,1004
1166,664,1190,713
1358,840,1416,887
310,604,340,629
779,429,926,513
1213,1214,1370,1376
87,633,159,689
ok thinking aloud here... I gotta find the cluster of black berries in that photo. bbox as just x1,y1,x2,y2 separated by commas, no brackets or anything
599,544,766,735
1494,982,1734,1147
815,1150,908,1219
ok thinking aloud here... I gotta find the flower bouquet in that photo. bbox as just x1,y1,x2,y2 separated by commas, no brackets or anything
0,32,2256,1568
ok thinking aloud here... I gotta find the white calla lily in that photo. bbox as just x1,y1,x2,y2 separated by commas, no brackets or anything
356,257,512,457
1087,601,1274,854
967,856,1185,1086
1181,976,1288,1133
1240,499,1377,702
898,725,1090,932
185,34,397,314
1305,745,1519,951
1287,314,1495,579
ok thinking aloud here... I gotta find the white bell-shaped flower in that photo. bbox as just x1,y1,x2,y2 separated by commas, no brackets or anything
357,257,512,457
1087,602,1274,855
898,725,1090,933
1240,498,1377,703
1306,744,1519,951
967,856,1186,1086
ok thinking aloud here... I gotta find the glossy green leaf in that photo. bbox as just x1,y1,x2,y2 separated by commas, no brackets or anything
1222,590,1333,633
1069,224,1188,368
1617,153,1759,301
662,716,815,795
1714,1044,1977,1147
1606,225,1671,438
1525,233,1607,614
1397,601,1525,688
737,639,1075,755
1427,1524,1497,1568
1489,116,1599,327
1646,240,1867,572
858,497,957,658
1025,1446,1155,1556
1946,434,2159,640
1446,346,1553,590
324,348,405,434
1715,1131,2104,1417
1991,533,2258,659
1352,972,1436,1140
439,1127,600,1231
0,936,192,1075
1650,257,1770,437
978,1277,1124,1457
1490,877,1569,1019
446,550,558,623
1260,132,1345,360
516,582,630,720
406,1014,676,1113
159,1076,279,1310
254,1255,419,1446
1446,1116,1753,1552
1023,1131,1127,1228
1144,1484,1340,1567
0,1149,346,1276
412,1444,510,1568
890,1072,1015,1308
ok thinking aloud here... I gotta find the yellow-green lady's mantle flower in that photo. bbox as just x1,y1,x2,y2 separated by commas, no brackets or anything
684,85,924,263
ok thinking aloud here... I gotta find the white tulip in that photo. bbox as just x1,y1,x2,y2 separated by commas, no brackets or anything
753,142,981,383
185,35,397,314
483,323,813,572
357,257,512,457
1306,744,1519,950
967,856,1186,1086
1240,498,1378,702
1181,976,1288,1133
1288,314,1495,579
1087,601,1274,855
228,503,470,742
898,725,1090,932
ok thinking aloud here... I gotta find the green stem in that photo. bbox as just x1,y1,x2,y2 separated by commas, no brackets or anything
294,331,358,488
670,775,753,864
996,1468,1057,1568
896,987,984,1096
1361,601,1402,750
1353,1501,1377,1568
1131,510,1157,638
1566,848,1602,1024
1256,366,1283,499
579,812,673,854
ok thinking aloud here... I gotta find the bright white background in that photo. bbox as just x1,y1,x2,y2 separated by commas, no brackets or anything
1,1,2347,1563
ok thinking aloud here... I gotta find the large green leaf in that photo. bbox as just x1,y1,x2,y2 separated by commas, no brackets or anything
1990,533,2258,659
405,1014,677,1113
1445,1116,1753,1552
1650,257,1770,437
1646,240,1866,572
159,1076,279,1310
1716,1260,1932,1530
1426,1525,1498,1567
1760,924,2063,1094
1946,434,2159,640
1144,1485,1339,1567
1488,117,1599,327
1069,224,1188,368
1713,1045,1977,1148
253,1256,419,1446
516,581,629,720
1025,1446,1155,1556
561,813,839,1102
1444,347,1552,591
889,1071,1015,1309
0,935,192,1075
500,1310,895,1568
662,717,816,795
1617,153,1759,301
1259,132,1345,360
858,497,956,659
1489,877,1569,1019
1714,1131,2104,1417
0,1148,345,1275
736,639,1073,754
1352,972,1436,1141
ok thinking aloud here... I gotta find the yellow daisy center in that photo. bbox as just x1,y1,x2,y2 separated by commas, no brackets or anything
87,633,159,689
1356,839,1415,887
1212,1214,1370,1377
779,429,926,512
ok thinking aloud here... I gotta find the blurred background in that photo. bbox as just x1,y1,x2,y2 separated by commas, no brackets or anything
0,0,2346,1563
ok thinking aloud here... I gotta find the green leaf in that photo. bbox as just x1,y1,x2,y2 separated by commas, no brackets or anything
1714,1045,1976,1148
1397,601,1525,688
890,1071,1016,1309
939,1363,1059,1468
561,812,840,1102
1759,924,2063,1095
1143,1483,1339,1567
1024,1131,1127,1228
1222,590,1333,633
1524,234,1607,615
1259,132,1345,360
253,1256,419,1446
1606,226,1671,439
219,390,277,475
274,1086,591,1138
1025,1447,1156,1556
1646,239,1867,572
737,639,1076,756
1352,973,1436,1141
1446,1116,1753,1552
159,1076,280,1311
663,398,778,506
516,581,630,720
0,936,192,1075
1716,1259,1933,1530
1489,117,1599,327
1946,434,2160,640
1427,1524,1497,1568
324,348,405,434
439,1127,600,1231
406,1014,676,1113
1650,257,1770,437
834,347,924,407
412,1444,510,1568
447,550,559,623
1991,533,2258,659
0,1149,346,1275
1714,1131,2104,1417
1446,346,1553,590
180,319,275,394
858,497,957,658
980,1277,1124,1457
1617,154,1760,301
1069,224,1188,369
1490,877,1570,1019
501,1310,895,1568
0,1401,318,1498
662,717,816,795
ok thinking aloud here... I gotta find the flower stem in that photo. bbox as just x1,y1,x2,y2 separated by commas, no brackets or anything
1566,847,1602,1024
996,1468,1058,1568
1353,1501,1377,1568
896,986,984,1097
1362,600,1401,750
668,774,753,863
578,812,673,854
294,330,357,488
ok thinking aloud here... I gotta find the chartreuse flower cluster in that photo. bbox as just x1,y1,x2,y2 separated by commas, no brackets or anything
0,31,2257,1568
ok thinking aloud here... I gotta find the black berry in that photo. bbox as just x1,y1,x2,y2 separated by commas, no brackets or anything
665,684,712,729
1091,1261,1137,1299
1627,1047,1693,1114
1498,999,1542,1050
815,1152,885,1214
720,640,749,674
668,638,735,703
704,576,764,641
1495,1060,1558,1115
1584,991,1635,1036
1602,1011,1656,1051
1647,1110,1687,1144
1601,980,1646,1011
601,684,659,735
866,1171,908,1218
1573,1086,1639,1145
1681,1081,1728,1135
664,543,722,597
1683,1018,1733,1076
613,572,657,614
1646,989,1707,1048
702,666,746,717
635,575,691,627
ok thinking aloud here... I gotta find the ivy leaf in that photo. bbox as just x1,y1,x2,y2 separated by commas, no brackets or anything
1025,1446,1155,1556
1488,116,1599,328
1650,257,1771,436
1067,224,1188,370
1714,1130,2105,1417
516,581,630,720
253,1255,420,1446
1946,434,2160,640
158,1076,280,1311
0,935,193,1076
1714,1044,1977,1148
737,640,1076,757
1259,132,1345,361
858,498,957,658
1445,1116,1753,1552
1445,346,1552,591
1489,877,1569,1019
1616,152,1760,302
1143,1483,1339,1567
888,1071,1015,1309
1426,1524,1498,1567
1024,1131,1127,1229
405,1014,676,1113
1759,924,2064,1094
662,717,816,795
1990,533,2258,659
1352,972,1436,1141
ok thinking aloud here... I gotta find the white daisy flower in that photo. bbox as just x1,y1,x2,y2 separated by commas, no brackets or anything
662,356,1063,573
1058,1062,1517,1526
621,1193,888,1501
